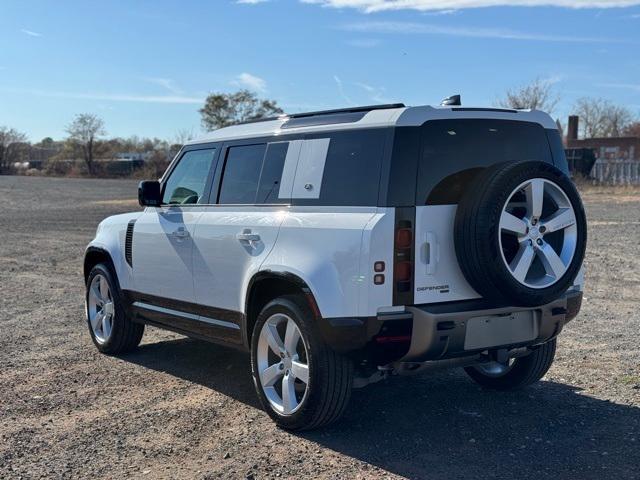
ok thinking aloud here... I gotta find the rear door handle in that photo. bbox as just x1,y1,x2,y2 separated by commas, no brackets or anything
425,232,438,275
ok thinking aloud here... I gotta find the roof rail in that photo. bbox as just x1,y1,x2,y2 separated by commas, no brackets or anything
288,103,406,119
233,103,406,126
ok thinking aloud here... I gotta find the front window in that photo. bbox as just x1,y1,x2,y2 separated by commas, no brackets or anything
162,149,216,205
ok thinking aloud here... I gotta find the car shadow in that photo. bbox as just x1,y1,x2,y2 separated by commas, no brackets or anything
123,337,640,480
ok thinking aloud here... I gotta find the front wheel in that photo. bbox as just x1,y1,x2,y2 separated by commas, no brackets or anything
464,339,557,390
250,295,353,430
86,263,144,354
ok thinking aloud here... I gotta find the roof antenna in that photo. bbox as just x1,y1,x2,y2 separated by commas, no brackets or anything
441,94,461,106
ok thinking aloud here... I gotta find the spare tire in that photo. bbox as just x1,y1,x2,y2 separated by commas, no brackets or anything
454,161,587,307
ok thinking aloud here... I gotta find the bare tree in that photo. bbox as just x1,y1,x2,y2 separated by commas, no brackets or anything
65,114,106,174
173,128,194,146
0,126,28,174
572,98,634,138
200,90,284,131
625,122,640,137
497,78,559,114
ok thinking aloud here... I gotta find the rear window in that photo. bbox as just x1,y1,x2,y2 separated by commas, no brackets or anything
417,119,552,205
218,144,266,204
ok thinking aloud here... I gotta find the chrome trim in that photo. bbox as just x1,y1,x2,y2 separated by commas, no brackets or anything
132,301,241,330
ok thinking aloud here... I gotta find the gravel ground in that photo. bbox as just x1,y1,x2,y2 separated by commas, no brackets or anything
0,175,639,480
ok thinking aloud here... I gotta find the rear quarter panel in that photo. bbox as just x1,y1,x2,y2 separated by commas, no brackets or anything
260,207,377,319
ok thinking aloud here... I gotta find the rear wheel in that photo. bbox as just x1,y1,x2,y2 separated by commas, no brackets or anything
250,295,353,430
464,339,557,390
86,263,144,354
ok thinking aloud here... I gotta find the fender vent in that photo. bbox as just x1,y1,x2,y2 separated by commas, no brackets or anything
125,220,136,267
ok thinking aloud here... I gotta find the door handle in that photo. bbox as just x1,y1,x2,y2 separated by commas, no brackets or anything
236,229,261,247
171,227,189,240
425,232,438,275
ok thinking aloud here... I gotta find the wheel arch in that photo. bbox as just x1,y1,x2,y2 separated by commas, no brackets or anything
244,271,321,348
84,247,117,285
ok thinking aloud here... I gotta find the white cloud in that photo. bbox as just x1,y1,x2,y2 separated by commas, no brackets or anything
20,29,42,37
232,72,267,92
599,82,640,92
302,0,640,13
346,38,382,47
144,77,183,95
333,75,355,105
0,87,204,104
354,82,392,103
237,0,269,4
340,20,620,42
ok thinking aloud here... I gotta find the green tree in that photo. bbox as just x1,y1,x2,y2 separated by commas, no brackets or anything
199,89,284,131
65,113,106,175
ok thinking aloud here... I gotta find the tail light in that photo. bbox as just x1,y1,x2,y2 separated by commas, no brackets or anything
393,207,415,305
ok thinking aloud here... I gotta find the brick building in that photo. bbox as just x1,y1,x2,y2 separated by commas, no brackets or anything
564,115,640,184
565,115,639,161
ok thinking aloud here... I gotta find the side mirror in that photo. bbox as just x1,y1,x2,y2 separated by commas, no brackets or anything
138,180,161,207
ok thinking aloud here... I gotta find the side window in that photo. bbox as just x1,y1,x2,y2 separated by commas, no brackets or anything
256,142,288,204
162,148,216,205
218,144,266,204
295,129,386,206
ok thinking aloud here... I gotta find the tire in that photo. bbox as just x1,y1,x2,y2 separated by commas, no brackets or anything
250,295,353,431
85,263,144,354
454,161,587,307
464,339,556,390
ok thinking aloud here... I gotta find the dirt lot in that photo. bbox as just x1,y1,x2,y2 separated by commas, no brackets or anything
1,175,639,480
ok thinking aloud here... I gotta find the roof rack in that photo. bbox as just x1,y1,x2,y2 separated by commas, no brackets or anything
288,103,406,119
234,103,406,127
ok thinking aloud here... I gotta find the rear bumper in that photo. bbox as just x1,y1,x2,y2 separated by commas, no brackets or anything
318,291,582,365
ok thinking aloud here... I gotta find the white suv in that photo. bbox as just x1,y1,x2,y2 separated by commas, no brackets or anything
84,103,587,430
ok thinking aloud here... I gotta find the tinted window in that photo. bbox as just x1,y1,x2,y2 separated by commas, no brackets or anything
218,144,266,204
162,149,216,204
417,120,552,205
256,142,288,204
298,129,386,206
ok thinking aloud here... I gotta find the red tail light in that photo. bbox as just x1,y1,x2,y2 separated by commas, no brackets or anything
393,208,415,305
395,261,412,281
395,228,413,249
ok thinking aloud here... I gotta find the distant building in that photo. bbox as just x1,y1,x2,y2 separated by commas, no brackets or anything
565,115,639,161
115,152,147,161
564,115,640,184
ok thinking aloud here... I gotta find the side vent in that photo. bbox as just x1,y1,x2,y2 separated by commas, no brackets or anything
125,220,136,267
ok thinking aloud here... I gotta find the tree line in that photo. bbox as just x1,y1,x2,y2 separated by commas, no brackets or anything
1,83,638,177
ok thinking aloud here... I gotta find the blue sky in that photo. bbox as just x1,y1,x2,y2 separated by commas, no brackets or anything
1,0,639,142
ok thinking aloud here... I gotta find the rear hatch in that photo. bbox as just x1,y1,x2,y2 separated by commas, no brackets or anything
412,118,555,304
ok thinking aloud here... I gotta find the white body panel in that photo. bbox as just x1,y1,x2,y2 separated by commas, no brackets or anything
88,212,141,291
261,207,378,318
192,206,286,312
413,205,481,304
358,208,396,316
132,207,202,302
